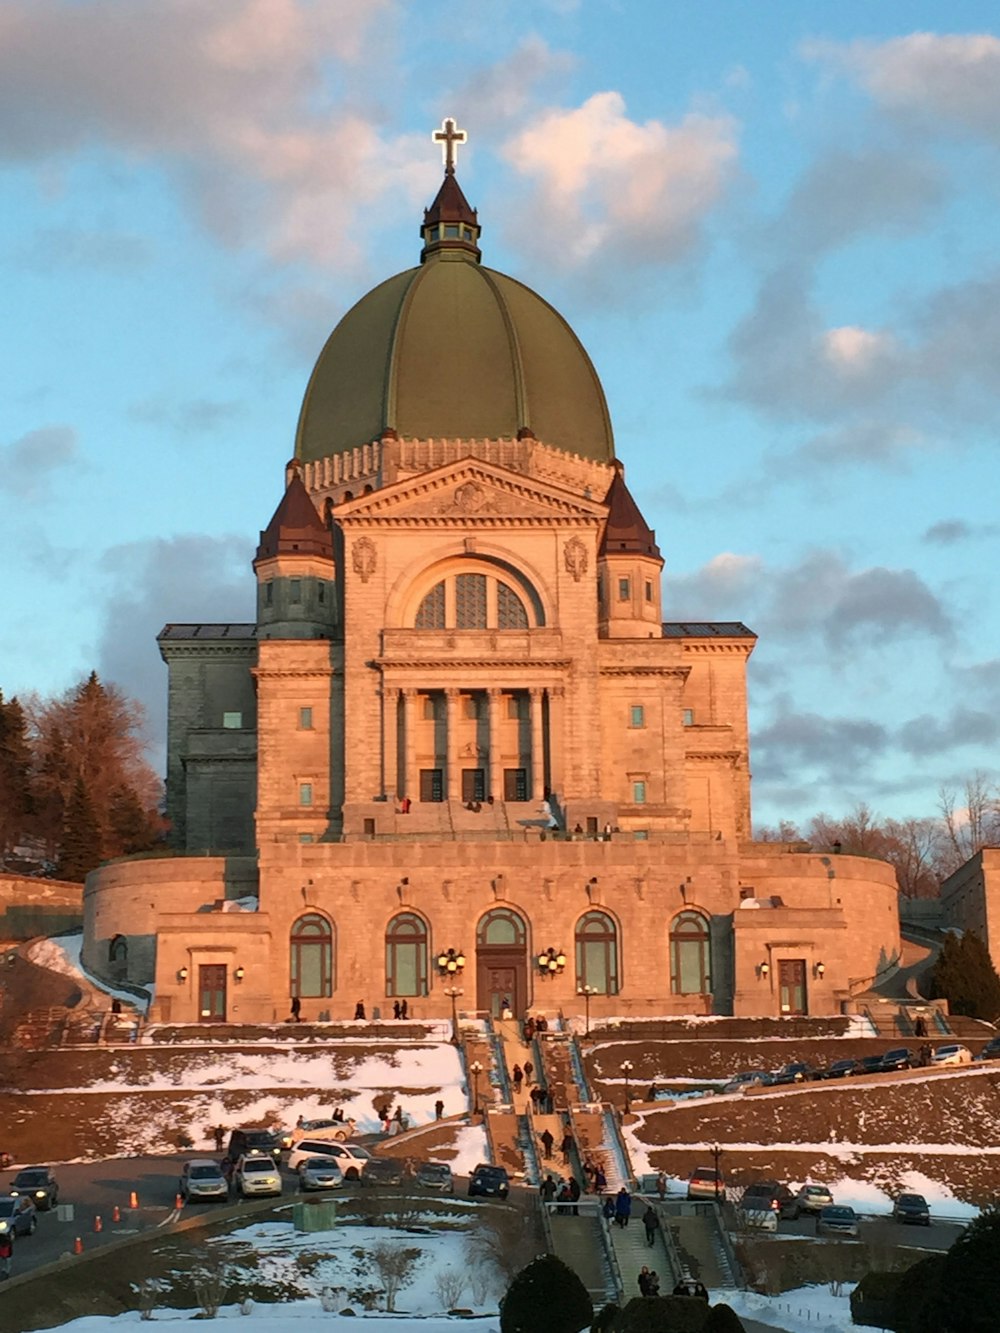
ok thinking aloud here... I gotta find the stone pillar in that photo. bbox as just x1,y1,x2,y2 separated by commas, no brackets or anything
548,684,564,800
402,689,417,801
445,688,461,801
487,688,502,801
530,687,545,801
382,686,399,800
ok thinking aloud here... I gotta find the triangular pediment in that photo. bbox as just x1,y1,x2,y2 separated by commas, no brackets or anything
335,458,608,524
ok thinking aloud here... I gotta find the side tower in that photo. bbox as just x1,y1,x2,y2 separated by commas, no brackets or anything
597,461,664,638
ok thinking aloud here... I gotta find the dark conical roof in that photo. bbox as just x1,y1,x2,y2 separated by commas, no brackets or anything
255,468,333,562
600,463,661,560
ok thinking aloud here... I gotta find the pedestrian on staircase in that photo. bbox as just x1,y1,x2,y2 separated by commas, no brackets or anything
637,1267,652,1296
568,1175,581,1216
594,1163,607,1193
540,1174,558,1204
602,1195,616,1221
523,1058,533,1084
614,1186,632,1228
540,1127,554,1159
561,1129,575,1166
512,1063,523,1092
656,1170,667,1200
642,1204,660,1246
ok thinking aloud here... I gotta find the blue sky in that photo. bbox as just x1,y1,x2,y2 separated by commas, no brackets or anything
3,0,1000,830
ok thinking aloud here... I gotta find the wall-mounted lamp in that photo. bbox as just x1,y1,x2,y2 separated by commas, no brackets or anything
234,965,245,982
178,966,189,982
758,961,769,979
436,947,466,976
586,876,598,902
813,961,825,979
537,947,566,976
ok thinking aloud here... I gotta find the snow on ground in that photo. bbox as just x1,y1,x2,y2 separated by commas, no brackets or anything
726,1284,855,1332
28,933,152,1012
48,1317,499,1333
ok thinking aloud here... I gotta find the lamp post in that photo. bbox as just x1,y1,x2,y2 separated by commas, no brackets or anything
469,1060,483,1117
712,1142,723,1201
578,984,596,1037
621,1059,633,1113
444,985,463,1045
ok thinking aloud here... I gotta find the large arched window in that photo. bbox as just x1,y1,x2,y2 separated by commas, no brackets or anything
669,910,712,994
412,570,538,629
477,907,527,947
575,911,619,994
386,912,428,997
290,913,334,998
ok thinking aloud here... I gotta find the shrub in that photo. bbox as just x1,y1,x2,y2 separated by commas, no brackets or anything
615,1295,711,1332
850,1268,907,1329
501,1254,592,1333
890,1253,946,1333
703,1305,747,1332
935,1205,1000,1332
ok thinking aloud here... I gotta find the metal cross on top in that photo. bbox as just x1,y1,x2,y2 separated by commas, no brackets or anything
433,117,467,175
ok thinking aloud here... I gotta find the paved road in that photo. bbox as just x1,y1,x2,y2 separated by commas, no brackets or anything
779,1209,963,1251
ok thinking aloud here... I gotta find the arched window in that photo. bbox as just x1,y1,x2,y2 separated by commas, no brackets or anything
477,908,527,947
386,912,428,997
415,581,445,629
575,911,619,994
497,583,528,629
290,913,334,998
669,910,712,994
455,573,487,628
109,934,128,964
408,568,543,630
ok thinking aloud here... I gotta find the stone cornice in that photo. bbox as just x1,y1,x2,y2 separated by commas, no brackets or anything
341,514,603,530
376,658,572,671
682,642,754,656
161,644,258,660
251,667,339,680
686,749,743,762
599,666,690,678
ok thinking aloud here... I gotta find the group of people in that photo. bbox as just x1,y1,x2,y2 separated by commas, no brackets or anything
510,1060,534,1091
522,1014,549,1042
603,1187,633,1227
540,1172,581,1214
538,1127,575,1162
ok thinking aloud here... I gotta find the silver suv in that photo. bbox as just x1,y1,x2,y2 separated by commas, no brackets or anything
233,1154,282,1198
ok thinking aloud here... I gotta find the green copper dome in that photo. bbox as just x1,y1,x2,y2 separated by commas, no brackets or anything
295,183,615,465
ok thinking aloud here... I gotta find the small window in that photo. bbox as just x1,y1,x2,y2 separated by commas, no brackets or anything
265,583,273,606
630,705,645,728
507,694,527,720
683,709,694,726
222,711,242,729
645,580,653,602
299,707,313,730
298,833,314,844
290,579,302,604
299,782,313,807
423,696,437,721
632,781,647,805
464,696,480,719
618,577,631,601
634,830,648,841
445,224,460,238
318,583,325,604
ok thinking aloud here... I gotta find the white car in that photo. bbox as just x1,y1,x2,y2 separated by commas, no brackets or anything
735,1204,777,1232
287,1139,371,1179
233,1154,282,1198
931,1043,972,1067
180,1159,229,1202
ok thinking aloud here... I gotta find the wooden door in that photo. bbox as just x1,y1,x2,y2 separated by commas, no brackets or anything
198,964,227,1022
477,954,527,1019
503,768,527,801
462,768,485,802
778,959,806,1015
419,768,443,802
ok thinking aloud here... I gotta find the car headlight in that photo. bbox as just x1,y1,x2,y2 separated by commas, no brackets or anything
0,1222,8,1232
35,1191,45,1199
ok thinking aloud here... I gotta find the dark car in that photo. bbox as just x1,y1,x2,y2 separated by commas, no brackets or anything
880,1048,913,1072
8,1166,59,1211
740,1180,797,1219
858,1054,886,1076
415,1162,454,1193
822,1058,858,1080
892,1192,931,1226
361,1157,406,1187
770,1062,815,1085
225,1127,282,1169
468,1164,510,1200
0,1195,37,1237
975,1036,1000,1062
817,1205,859,1237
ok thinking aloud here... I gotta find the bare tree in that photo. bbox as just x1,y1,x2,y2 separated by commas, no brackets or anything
434,1267,467,1310
369,1243,421,1312
938,772,1000,876
463,1204,541,1285
882,817,944,898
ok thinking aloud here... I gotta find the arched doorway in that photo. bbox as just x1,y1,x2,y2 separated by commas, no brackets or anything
476,907,528,1019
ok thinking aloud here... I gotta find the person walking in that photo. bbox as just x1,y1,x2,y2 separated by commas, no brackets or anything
561,1129,575,1166
540,1127,554,1159
594,1163,607,1193
656,1170,667,1200
647,1272,660,1296
512,1063,523,1093
540,1174,558,1205
602,1195,616,1220
637,1266,652,1297
400,999,408,1019
523,1058,533,1085
213,1124,226,1153
568,1174,581,1216
614,1186,632,1228
434,1099,444,1120
642,1203,660,1246
0,1231,12,1281
354,1000,366,1020
290,995,301,1021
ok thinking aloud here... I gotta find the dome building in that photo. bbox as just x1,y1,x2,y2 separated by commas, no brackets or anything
84,122,899,1025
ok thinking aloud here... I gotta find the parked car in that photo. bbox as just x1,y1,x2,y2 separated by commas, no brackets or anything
233,1154,282,1198
974,1036,1000,1062
858,1054,887,1076
816,1205,859,1237
687,1166,725,1200
415,1161,454,1193
0,1195,37,1236
297,1157,344,1192
821,1058,858,1080
722,1071,770,1094
770,1062,815,1085
280,1118,355,1150
739,1180,798,1219
735,1189,779,1231
892,1192,931,1226
361,1157,406,1187
468,1164,510,1200
880,1048,913,1072
179,1159,229,1202
286,1140,371,1179
226,1127,282,1166
930,1043,972,1067
8,1166,59,1210
794,1184,834,1215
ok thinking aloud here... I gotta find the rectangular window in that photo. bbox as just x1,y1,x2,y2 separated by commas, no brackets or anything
632,781,647,805
299,782,313,806
683,708,694,726
464,696,481,719
222,711,242,729
645,580,653,602
634,830,648,841
299,706,313,729
265,583,273,606
423,696,438,721
630,705,645,728
318,583,325,603
618,577,631,601
507,695,526,720
290,579,302,604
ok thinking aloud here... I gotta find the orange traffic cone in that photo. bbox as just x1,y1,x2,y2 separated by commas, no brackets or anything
112,1204,121,1223
175,1192,183,1211
94,1214,103,1233
129,1190,138,1209
73,1236,83,1255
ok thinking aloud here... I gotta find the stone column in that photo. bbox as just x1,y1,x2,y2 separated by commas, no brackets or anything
401,689,417,801
445,688,461,802
382,686,399,800
530,687,545,801
548,684,565,800
487,688,502,801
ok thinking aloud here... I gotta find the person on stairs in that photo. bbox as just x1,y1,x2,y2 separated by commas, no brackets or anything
512,1063,523,1093
540,1127,554,1159
614,1186,632,1228
642,1203,660,1246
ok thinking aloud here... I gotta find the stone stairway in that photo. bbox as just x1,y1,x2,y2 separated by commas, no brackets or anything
546,1211,616,1307
666,1207,738,1296
569,1105,627,1195
608,1204,676,1301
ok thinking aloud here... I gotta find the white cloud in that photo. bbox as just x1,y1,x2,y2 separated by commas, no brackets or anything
500,91,738,270
822,325,894,372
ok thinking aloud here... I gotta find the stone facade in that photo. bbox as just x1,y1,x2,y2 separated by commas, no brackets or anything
940,847,1000,976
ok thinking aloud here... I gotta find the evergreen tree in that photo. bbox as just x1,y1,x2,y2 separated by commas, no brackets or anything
501,1255,592,1333
929,930,1000,1022
703,1304,747,1332
0,692,35,858
57,776,103,881
937,1205,1000,1332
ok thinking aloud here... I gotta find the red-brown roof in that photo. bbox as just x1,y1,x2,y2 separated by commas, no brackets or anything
600,463,661,560
255,472,332,562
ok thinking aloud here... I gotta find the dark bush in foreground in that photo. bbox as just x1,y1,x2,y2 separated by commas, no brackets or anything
501,1254,592,1333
